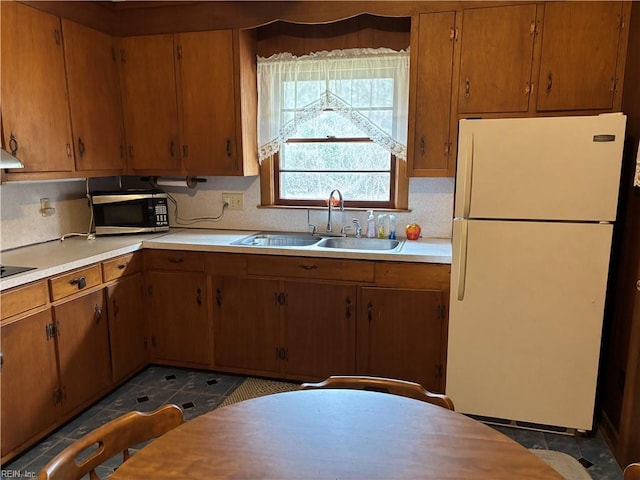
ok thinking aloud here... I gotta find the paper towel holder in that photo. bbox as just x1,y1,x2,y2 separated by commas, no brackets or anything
143,176,206,189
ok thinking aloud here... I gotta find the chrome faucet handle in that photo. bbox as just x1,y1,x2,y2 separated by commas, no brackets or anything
308,224,317,235
352,218,362,238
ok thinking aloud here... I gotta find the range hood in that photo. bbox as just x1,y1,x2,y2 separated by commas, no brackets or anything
1,148,24,169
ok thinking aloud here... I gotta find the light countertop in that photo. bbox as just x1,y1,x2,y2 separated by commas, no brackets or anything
1,228,452,291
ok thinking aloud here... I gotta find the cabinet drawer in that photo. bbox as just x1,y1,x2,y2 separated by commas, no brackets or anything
102,252,143,282
374,262,451,290
49,265,102,301
145,250,205,271
248,255,374,282
205,253,247,276
0,281,48,321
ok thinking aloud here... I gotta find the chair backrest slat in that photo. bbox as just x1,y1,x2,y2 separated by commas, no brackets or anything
624,463,640,480
299,375,455,410
38,404,183,480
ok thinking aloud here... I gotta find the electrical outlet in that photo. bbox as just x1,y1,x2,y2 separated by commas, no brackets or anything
40,198,56,217
222,192,244,211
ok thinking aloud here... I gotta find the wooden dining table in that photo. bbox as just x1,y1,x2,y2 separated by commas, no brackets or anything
110,389,564,479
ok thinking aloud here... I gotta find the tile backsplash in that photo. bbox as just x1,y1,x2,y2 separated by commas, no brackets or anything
0,176,453,251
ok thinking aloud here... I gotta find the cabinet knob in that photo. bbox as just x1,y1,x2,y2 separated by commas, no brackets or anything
420,135,426,156
78,137,86,158
94,304,103,323
636,280,640,292
69,276,87,289
464,77,471,98
546,72,553,95
8,133,18,156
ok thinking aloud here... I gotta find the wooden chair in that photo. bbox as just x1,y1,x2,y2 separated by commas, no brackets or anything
38,404,184,480
624,463,640,480
299,375,455,410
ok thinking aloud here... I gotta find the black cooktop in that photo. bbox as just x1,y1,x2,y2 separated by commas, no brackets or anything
0,265,36,279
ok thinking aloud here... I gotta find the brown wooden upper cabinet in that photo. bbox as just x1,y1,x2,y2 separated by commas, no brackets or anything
119,34,181,172
457,4,538,115
1,2,74,173
536,1,628,112
408,11,458,177
1,4,126,176
62,19,126,173
119,29,259,176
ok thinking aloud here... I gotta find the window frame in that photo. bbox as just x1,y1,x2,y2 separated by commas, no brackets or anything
260,153,408,211
273,136,397,208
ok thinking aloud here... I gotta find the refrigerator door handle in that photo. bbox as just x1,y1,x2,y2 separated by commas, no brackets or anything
456,219,469,301
461,133,475,218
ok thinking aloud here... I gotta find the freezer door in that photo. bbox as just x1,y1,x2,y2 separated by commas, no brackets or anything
447,219,613,430
454,114,626,221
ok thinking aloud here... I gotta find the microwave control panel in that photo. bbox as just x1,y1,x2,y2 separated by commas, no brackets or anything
155,199,169,226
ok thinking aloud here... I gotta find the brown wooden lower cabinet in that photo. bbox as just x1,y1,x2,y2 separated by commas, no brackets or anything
283,281,357,379
53,289,112,416
213,276,280,373
358,287,447,393
107,273,148,383
147,270,210,367
212,276,358,380
0,310,60,458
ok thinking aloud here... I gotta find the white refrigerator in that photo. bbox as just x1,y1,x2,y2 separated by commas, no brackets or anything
446,114,627,432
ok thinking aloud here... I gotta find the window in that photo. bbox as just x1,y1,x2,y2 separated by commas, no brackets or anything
257,48,409,208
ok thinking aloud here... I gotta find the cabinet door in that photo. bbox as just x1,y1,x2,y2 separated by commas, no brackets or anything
359,287,446,393
107,273,147,383
536,1,624,111
177,30,238,174
62,19,125,172
458,4,537,114
409,12,456,177
147,271,210,366
284,282,356,379
0,310,60,458
53,289,111,416
1,2,73,172
120,34,180,172
213,276,280,373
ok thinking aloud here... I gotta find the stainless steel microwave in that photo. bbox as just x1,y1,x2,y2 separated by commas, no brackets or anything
91,190,170,235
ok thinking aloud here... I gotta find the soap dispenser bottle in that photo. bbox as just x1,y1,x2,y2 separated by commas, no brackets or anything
377,214,387,239
366,210,376,238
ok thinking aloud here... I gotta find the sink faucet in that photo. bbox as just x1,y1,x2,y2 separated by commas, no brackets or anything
326,189,344,233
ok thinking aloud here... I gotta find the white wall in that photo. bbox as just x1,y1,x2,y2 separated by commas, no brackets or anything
151,176,454,238
0,180,91,251
0,176,453,251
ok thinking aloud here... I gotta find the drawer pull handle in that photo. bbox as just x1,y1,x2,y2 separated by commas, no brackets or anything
196,288,202,306
299,264,318,271
69,276,87,289
168,258,184,264
117,262,129,270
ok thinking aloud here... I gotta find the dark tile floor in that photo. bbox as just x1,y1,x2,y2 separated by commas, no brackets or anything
3,365,624,479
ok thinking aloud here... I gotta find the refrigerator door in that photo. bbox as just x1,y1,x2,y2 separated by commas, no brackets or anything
454,114,626,221
447,218,613,430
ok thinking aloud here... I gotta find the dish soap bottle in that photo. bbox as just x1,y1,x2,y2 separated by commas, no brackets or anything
366,210,376,238
377,214,387,239
388,214,396,239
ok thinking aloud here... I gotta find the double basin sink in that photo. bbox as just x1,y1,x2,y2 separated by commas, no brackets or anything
232,232,404,252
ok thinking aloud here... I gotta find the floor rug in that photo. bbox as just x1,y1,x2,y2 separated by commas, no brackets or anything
530,449,593,480
217,377,299,408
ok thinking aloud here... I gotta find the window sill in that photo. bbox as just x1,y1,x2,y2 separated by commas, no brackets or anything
256,205,412,213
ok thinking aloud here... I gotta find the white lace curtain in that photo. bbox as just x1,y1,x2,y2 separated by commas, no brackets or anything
257,47,410,163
